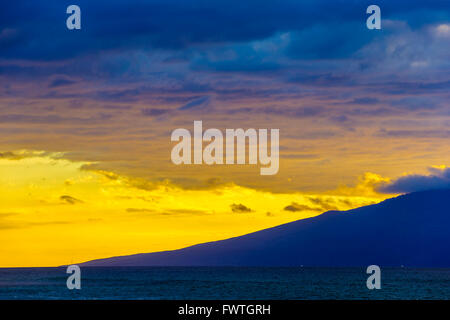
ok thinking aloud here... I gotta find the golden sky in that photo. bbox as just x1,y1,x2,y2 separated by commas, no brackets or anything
0,150,391,267
0,3,448,267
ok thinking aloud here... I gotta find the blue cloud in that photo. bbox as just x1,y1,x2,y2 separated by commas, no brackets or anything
0,0,448,111
0,0,448,61
48,76,76,88
378,167,450,193
179,96,211,110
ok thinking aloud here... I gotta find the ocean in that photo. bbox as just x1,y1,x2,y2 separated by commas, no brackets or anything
0,267,449,300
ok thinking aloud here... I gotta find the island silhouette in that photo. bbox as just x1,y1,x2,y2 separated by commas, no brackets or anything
79,189,450,267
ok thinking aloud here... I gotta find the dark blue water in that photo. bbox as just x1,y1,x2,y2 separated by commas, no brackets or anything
0,267,449,299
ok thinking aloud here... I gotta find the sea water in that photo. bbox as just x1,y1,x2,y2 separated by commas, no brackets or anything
0,267,448,300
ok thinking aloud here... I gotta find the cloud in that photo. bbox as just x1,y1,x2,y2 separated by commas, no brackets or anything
0,211,70,230
334,172,390,197
0,113,112,125
389,96,441,111
0,221,70,230
377,129,450,139
307,197,340,211
0,1,448,114
348,97,380,105
0,150,57,160
281,153,321,160
165,209,207,215
286,22,376,59
230,203,252,213
60,195,84,205
126,208,154,213
48,76,76,88
226,106,325,118
179,96,211,110
1,1,447,62
127,207,207,216
141,108,171,117
377,166,450,193
284,202,320,212
0,151,24,160
0,2,449,199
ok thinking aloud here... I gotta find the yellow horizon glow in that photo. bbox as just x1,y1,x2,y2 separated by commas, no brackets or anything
0,150,389,267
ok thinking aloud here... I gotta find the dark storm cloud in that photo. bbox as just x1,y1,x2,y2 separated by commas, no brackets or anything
1,0,448,61
0,0,448,132
377,167,450,193
0,0,447,106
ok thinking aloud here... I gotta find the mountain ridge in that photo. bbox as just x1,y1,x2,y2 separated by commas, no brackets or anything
79,189,450,267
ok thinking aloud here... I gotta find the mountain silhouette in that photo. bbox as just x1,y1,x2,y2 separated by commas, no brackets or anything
80,189,450,267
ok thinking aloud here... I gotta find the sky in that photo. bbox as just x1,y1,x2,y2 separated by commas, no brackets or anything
0,1,449,267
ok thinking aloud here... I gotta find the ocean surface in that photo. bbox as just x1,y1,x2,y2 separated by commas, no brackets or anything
0,267,449,300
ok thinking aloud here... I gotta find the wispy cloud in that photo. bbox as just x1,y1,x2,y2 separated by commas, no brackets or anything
60,195,84,205
230,203,252,213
